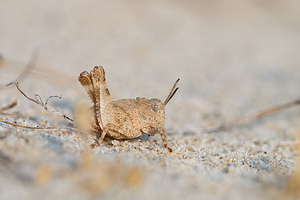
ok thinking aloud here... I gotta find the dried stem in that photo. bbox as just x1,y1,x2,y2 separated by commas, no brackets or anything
0,118,77,131
0,101,18,115
0,101,17,111
14,82,74,123
203,99,300,133
276,141,300,147
2,51,38,89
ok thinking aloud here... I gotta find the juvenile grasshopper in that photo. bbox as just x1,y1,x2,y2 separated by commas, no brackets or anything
78,66,179,152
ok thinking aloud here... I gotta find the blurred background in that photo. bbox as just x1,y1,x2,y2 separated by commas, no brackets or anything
1,0,300,131
0,0,300,199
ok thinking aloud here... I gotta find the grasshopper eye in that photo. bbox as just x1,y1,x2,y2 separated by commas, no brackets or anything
151,102,159,112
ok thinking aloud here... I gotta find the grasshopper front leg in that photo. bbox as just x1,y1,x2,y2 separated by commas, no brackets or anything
142,127,172,152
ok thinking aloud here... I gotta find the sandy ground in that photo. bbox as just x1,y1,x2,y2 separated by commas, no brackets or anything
0,0,300,199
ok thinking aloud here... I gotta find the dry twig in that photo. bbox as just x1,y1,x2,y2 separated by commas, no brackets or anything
0,100,17,111
203,99,300,133
276,141,300,147
1,51,38,90
0,118,77,132
0,101,18,115
14,82,74,123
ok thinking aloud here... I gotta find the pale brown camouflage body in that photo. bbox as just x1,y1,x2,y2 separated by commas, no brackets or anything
78,66,179,152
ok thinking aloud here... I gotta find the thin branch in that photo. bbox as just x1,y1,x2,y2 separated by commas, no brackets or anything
2,51,38,89
0,118,97,143
14,82,74,123
15,82,40,104
0,101,18,115
0,118,77,131
0,101,17,111
276,141,300,147
203,99,300,133
45,95,61,105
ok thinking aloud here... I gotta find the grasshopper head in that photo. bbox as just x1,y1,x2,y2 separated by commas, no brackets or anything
147,78,180,128
148,98,165,128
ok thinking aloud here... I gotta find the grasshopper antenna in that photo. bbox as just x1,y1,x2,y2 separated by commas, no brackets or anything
163,78,180,106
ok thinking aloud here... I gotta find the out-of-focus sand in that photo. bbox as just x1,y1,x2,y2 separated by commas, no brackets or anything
0,1,300,199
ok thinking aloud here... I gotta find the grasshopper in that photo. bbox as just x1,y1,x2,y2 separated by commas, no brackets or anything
78,66,179,152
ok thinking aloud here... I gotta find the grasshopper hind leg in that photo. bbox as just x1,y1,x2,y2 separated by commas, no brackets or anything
78,71,102,132
78,71,96,104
